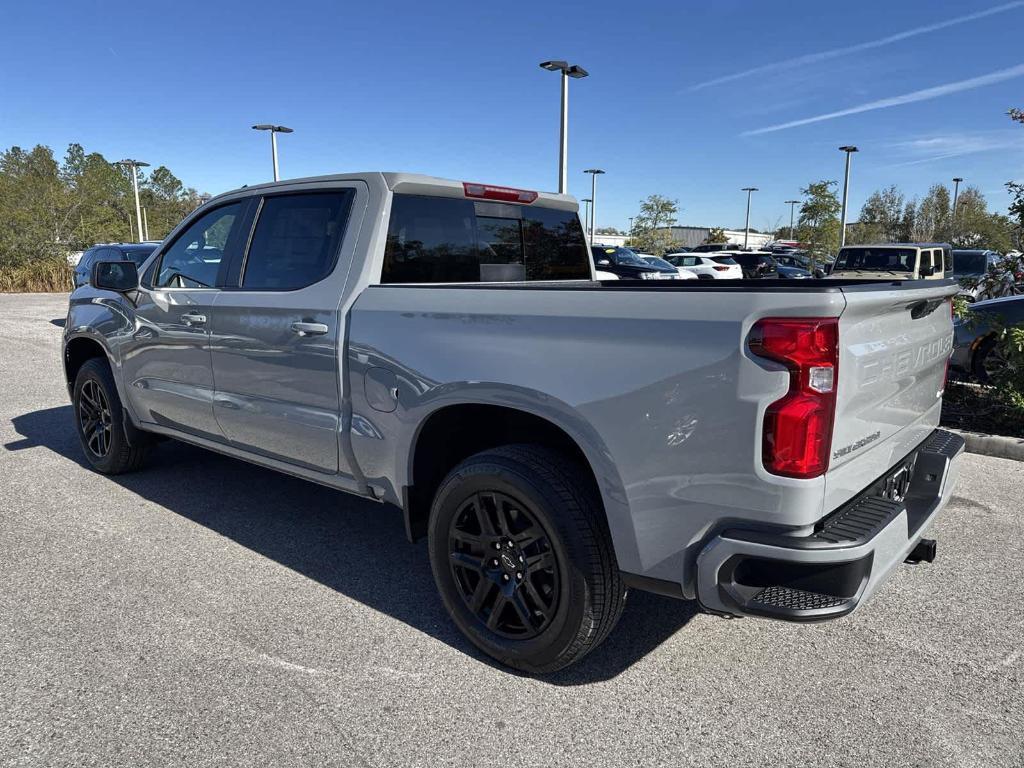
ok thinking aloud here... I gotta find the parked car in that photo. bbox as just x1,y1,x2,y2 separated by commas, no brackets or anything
64,171,963,673
591,245,673,279
690,242,734,253
639,255,695,279
665,252,743,280
726,251,780,279
73,243,159,288
774,253,823,278
830,243,951,280
951,294,1024,381
952,249,1001,299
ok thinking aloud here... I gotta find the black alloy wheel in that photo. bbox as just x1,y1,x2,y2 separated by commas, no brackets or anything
78,378,112,458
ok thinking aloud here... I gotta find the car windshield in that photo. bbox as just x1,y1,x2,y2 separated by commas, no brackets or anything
592,246,647,266
952,251,990,278
835,247,915,272
642,256,676,270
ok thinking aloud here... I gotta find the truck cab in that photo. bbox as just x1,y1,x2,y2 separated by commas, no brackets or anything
830,243,951,281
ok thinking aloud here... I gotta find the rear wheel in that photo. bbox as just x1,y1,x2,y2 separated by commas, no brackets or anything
73,358,150,474
972,335,1007,383
428,444,626,673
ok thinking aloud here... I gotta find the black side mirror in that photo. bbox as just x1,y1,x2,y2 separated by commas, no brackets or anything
919,265,936,277
92,261,139,292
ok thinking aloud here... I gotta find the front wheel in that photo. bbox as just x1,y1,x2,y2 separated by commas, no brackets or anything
73,358,150,474
427,444,626,673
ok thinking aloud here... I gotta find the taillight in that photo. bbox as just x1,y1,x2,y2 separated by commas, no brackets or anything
749,318,839,479
713,265,729,271
462,182,538,204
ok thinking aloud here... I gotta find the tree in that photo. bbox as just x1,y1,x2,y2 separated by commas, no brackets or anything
705,227,726,244
795,180,840,266
1008,108,1024,251
852,185,908,243
631,195,679,253
912,184,952,242
952,186,1013,251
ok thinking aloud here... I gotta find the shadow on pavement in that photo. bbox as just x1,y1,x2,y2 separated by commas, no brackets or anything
6,405,698,684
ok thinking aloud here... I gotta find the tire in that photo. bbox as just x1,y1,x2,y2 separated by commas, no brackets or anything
971,335,1005,383
427,444,626,673
73,358,150,474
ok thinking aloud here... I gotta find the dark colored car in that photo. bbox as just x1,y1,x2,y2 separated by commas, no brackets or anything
591,246,667,280
728,251,779,279
74,243,158,288
776,263,812,279
690,242,733,253
952,249,1000,282
951,294,1024,381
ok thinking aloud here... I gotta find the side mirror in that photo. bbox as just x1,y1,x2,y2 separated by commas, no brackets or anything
597,259,611,266
919,265,936,277
92,261,139,292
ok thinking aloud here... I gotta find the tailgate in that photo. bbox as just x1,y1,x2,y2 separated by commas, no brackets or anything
829,281,957,476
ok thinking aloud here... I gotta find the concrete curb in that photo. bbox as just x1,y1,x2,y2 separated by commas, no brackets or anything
946,427,1024,461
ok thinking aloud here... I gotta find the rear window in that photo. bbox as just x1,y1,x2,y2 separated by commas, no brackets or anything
122,247,156,266
835,247,915,272
382,195,590,283
952,251,989,277
709,256,737,265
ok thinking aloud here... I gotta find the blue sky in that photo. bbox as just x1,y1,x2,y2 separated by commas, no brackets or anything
2,0,1022,232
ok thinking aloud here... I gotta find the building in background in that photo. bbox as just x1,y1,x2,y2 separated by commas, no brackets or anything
663,226,772,250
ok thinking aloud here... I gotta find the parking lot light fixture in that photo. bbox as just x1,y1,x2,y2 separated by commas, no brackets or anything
785,200,801,241
583,169,605,246
951,177,964,241
838,146,858,247
114,159,150,243
581,198,592,236
540,61,588,194
252,124,294,182
741,187,758,249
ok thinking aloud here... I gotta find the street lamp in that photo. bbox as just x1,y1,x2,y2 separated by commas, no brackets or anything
583,169,605,246
785,199,801,241
741,187,758,249
581,198,592,237
951,177,964,241
252,124,294,181
115,159,150,243
540,61,589,194
838,146,858,247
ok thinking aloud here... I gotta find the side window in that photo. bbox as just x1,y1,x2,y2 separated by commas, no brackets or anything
383,196,479,283
154,203,243,288
943,249,951,272
241,191,355,290
78,249,96,270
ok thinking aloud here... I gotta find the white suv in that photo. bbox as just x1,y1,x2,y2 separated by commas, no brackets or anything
667,252,743,280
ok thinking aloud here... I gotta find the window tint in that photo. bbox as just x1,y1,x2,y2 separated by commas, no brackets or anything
154,203,242,288
383,194,589,283
122,247,156,266
242,191,354,290
835,247,915,272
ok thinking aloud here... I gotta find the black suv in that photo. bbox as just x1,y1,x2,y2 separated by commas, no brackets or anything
591,246,665,280
74,243,159,288
728,251,779,279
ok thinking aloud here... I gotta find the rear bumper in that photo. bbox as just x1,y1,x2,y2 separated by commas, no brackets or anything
696,429,965,621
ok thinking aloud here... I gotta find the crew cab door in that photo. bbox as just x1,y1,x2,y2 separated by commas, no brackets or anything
121,201,248,440
209,184,365,476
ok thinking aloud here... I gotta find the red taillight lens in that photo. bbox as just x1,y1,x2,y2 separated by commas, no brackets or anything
462,182,538,204
749,318,839,479
713,265,729,271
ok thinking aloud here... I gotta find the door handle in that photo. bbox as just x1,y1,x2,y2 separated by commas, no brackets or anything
291,322,329,337
181,312,207,326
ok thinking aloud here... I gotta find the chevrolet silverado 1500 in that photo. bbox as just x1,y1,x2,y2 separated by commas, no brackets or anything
64,172,964,672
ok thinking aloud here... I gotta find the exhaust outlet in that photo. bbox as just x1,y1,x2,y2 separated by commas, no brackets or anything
905,538,937,564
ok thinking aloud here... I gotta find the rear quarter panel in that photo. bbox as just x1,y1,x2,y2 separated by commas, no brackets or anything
346,284,846,594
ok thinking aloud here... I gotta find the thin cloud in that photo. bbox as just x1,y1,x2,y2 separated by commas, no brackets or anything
873,130,1024,168
688,1,1024,91
741,63,1024,136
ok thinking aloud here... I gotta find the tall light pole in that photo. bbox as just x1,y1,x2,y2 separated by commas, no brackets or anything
838,145,858,247
540,61,588,194
628,216,634,239
115,159,149,243
583,169,605,246
951,177,963,242
785,199,801,241
252,124,294,181
741,187,758,249
581,198,592,236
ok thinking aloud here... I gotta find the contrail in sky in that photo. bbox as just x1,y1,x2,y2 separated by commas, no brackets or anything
688,1,1024,91
741,63,1024,136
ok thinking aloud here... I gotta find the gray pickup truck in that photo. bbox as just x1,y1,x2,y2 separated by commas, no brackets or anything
64,172,964,672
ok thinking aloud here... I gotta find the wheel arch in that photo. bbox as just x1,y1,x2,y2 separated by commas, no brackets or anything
401,398,631,561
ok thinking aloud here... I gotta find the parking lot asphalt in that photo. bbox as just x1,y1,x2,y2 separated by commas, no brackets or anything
1,292,1022,768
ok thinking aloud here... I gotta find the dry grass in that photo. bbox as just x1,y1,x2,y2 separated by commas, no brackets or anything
0,260,74,292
